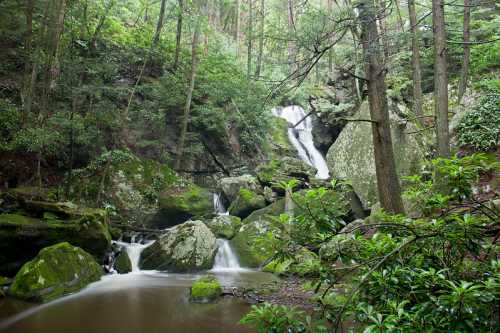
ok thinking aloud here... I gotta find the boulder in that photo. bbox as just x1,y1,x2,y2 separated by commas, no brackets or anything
231,200,285,267
205,215,241,239
220,175,261,203
8,242,103,302
256,157,316,192
228,189,266,219
263,247,320,277
319,234,361,263
326,101,424,208
0,209,111,276
140,220,217,272
114,251,132,274
189,274,222,303
151,184,213,228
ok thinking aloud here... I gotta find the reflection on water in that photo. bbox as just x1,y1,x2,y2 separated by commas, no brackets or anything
0,271,277,333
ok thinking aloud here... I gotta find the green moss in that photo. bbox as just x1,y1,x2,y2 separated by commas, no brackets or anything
9,242,103,302
115,251,132,274
189,274,222,303
228,189,266,218
0,276,12,285
206,215,241,239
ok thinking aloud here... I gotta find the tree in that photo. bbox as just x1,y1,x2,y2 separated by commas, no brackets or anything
457,0,471,103
175,9,202,170
432,0,450,157
358,0,405,214
247,0,254,80
173,0,184,70
287,0,296,75
408,0,423,124
235,0,240,55
254,0,265,78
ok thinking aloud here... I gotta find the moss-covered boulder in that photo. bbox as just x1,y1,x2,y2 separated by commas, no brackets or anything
140,220,217,272
231,200,286,267
151,184,213,228
319,234,361,263
205,215,241,239
0,276,12,286
256,157,316,193
189,274,222,303
8,242,103,302
326,102,424,208
220,175,261,203
114,251,132,274
263,247,320,277
0,209,111,276
228,189,266,218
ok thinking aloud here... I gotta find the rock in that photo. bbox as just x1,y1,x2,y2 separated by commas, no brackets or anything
220,175,261,203
140,220,217,272
228,189,266,219
0,276,12,286
264,117,297,159
205,215,241,239
8,242,103,302
114,251,132,274
326,101,424,209
231,200,285,267
189,274,222,303
263,247,320,277
256,157,316,193
0,209,111,276
319,234,361,263
152,185,213,228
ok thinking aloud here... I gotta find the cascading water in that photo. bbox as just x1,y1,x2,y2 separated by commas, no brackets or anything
113,239,154,273
213,192,229,215
273,105,330,179
211,239,246,272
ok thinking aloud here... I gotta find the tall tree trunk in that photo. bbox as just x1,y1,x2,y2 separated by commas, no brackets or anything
457,0,470,104
90,0,115,52
175,23,201,170
359,0,404,214
22,0,34,126
254,0,264,77
432,0,450,157
235,0,240,56
247,0,253,80
173,0,183,70
408,0,423,124
327,0,334,75
152,0,167,46
287,0,295,75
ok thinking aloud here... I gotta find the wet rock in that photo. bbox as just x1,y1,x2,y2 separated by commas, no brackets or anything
0,208,111,276
140,220,217,272
151,184,213,228
189,274,222,303
114,251,132,274
220,175,261,203
326,101,424,208
9,242,103,302
228,189,266,219
205,215,241,239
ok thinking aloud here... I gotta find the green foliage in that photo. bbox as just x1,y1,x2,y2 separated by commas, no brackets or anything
457,94,500,151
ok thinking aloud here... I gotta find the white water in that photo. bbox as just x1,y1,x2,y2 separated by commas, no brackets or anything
273,105,330,179
213,192,229,215
113,239,155,273
211,239,247,272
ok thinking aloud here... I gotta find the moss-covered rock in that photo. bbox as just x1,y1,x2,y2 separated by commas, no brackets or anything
140,220,217,272
9,242,103,302
114,251,132,274
319,234,361,263
228,188,266,218
152,184,213,228
326,101,424,208
263,248,320,277
231,200,286,267
256,157,316,193
220,175,261,203
0,276,12,286
0,209,111,276
205,215,241,239
189,274,222,303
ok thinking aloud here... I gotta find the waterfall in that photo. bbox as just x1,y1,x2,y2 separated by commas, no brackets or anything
213,192,229,215
273,105,330,179
113,239,154,273
211,239,246,272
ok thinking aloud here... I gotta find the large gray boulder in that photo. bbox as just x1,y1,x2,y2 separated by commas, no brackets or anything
139,220,217,272
220,175,261,203
205,215,241,239
326,102,424,209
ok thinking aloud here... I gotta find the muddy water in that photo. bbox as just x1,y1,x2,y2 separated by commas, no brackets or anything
0,271,277,333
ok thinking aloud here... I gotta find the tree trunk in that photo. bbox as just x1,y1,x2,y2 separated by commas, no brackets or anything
22,0,34,126
254,0,264,77
235,0,240,56
327,0,334,75
359,0,404,214
90,0,115,52
152,0,167,46
408,0,423,123
175,23,201,170
247,0,253,80
173,0,183,70
287,0,295,75
432,0,450,157
457,0,470,104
